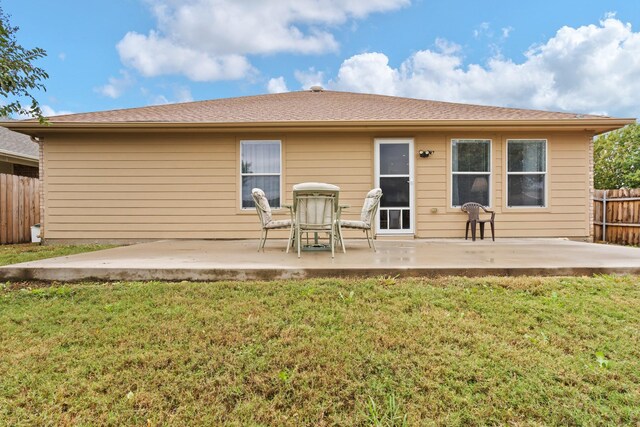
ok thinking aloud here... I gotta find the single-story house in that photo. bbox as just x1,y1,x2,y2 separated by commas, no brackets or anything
1,88,633,244
0,126,39,178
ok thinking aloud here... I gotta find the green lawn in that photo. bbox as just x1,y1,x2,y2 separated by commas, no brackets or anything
0,243,117,267
1,276,639,426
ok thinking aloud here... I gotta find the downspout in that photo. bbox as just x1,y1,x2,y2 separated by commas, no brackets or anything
30,136,44,243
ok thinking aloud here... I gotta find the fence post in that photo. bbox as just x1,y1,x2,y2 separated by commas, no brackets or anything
601,190,608,243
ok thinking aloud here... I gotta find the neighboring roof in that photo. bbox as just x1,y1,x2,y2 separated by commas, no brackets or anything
1,90,635,135
0,126,38,159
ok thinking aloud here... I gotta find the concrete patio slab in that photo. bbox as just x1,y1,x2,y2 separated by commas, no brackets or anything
1,238,639,281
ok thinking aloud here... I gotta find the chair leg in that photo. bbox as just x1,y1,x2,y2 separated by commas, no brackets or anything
297,226,301,258
330,228,335,258
365,229,372,248
471,220,477,241
286,226,294,253
465,221,470,240
369,229,377,252
479,223,485,240
337,223,346,253
490,221,495,241
258,228,264,251
264,229,270,250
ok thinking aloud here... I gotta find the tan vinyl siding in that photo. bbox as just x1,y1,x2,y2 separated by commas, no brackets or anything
284,134,373,240
414,132,590,238
45,133,250,240
43,130,592,241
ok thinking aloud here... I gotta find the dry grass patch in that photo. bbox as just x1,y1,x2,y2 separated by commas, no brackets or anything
0,276,639,425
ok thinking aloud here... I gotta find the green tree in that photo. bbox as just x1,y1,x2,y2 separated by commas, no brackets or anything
0,7,48,123
594,123,640,189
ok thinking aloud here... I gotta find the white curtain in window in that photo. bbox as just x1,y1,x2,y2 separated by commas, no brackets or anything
241,142,280,174
241,141,281,208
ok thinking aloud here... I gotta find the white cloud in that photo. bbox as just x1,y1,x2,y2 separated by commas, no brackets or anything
118,31,253,81
267,77,289,93
146,85,194,105
332,53,397,95
15,104,74,119
501,26,514,39
96,70,134,99
149,94,170,105
117,0,409,81
294,68,326,89
41,105,74,117
434,37,461,55
474,22,491,39
327,17,640,117
174,86,193,103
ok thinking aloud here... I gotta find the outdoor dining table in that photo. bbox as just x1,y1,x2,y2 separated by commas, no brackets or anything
285,182,348,252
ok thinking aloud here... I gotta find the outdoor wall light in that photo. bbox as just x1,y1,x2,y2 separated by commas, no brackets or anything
418,149,434,158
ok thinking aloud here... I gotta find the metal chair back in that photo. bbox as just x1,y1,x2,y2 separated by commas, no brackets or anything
292,182,340,257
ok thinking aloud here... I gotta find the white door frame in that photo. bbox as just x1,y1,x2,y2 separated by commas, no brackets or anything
374,138,415,235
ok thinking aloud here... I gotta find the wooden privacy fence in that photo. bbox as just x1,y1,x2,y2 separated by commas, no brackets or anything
593,188,640,246
0,174,41,244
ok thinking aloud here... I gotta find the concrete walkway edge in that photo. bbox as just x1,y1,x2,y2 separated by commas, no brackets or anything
2,266,640,282
1,239,639,281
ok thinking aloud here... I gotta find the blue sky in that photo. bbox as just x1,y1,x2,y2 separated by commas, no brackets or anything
4,0,640,118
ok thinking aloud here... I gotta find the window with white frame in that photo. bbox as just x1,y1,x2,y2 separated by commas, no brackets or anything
507,139,547,207
451,139,491,207
240,140,281,209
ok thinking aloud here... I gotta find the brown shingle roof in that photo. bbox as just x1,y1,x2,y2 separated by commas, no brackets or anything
37,90,609,123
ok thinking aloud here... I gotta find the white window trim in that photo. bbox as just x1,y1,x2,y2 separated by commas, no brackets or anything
450,138,492,208
506,139,548,209
240,140,282,210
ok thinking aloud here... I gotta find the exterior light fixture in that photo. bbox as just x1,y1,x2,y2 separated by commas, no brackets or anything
418,150,434,158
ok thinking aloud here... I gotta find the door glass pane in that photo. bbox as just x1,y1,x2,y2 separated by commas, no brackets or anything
242,176,280,208
452,174,489,206
452,140,490,172
380,144,409,175
388,209,401,230
508,140,546,172
380,177,409,207
508,175,545,207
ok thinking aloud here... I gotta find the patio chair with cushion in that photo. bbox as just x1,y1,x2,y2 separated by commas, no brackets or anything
291,182,340,258
251,188,294,251
338,188,382,251
461,202,495,241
